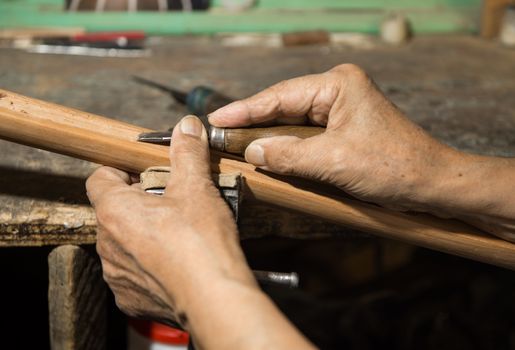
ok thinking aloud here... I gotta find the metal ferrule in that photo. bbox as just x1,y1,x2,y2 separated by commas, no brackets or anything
253,270,299,288
209,126,225,151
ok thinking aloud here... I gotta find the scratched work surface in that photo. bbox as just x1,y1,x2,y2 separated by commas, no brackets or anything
0,35,514,246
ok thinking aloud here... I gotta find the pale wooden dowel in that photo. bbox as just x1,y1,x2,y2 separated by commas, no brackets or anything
0,107,165,172
0,89,146,140
1,89,515,270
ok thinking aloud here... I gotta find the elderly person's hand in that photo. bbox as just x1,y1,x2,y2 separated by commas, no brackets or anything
86,116,314,349
209,64,515,240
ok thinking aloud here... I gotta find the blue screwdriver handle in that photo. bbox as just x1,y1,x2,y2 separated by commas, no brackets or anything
186,86,234,116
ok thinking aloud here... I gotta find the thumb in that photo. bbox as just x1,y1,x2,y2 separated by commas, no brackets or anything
166,115,211,191
245,135,325,179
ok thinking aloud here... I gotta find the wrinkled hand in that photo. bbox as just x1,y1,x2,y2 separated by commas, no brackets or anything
209,64,457,212
86,116,255,325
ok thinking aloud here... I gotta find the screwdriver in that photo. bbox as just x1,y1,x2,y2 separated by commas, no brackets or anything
132,76,233,116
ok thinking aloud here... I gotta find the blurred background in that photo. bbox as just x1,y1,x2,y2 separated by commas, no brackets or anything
1,1,515,349
0,0,511,37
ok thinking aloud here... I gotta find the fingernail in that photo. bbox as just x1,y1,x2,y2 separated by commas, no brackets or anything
245,143,266,166
180,116,202,137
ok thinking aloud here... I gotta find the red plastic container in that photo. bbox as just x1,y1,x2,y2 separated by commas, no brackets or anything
128,318,189,350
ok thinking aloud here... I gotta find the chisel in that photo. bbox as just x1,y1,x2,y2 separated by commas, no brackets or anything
138,125,325,155
133,77,325,154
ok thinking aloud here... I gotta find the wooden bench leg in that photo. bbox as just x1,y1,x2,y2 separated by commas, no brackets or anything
48,245,107,350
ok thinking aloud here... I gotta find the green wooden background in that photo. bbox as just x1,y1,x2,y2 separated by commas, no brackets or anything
0,0,482,34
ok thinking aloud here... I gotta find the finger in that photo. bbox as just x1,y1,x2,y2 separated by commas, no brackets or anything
208,74,332,127
244,135,329,180
129,173,141,184
275,115,309,125
241,115,309,128
86,166,132,205
165,115,212,196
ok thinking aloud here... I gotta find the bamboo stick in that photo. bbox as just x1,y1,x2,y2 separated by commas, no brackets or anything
1,89,515,270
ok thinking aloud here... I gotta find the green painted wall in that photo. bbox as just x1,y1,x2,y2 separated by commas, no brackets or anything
212,0,481,9
0,0,482,34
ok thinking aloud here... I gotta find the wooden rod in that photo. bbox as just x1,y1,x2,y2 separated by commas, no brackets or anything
0,90,146,139
1,89,515,270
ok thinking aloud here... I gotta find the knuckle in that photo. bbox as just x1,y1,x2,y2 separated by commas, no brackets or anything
89,166,115,184
327,147,347,173
94,189,137,228
114,295,132,315
173,142,205,160
94,166,114,177
94,202,117,228
272,79,289,92
168,175,218,204
275,162,294,175
172,144,208,170
270,147,296,174
330,63,369,83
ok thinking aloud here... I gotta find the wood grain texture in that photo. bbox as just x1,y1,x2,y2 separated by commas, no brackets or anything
0,202,357,246
48,245,107,350
224,125,324,154
1,89,515,270
0,90,163,172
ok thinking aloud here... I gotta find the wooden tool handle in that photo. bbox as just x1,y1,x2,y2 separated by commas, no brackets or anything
223,125,324,154
1,89,515,270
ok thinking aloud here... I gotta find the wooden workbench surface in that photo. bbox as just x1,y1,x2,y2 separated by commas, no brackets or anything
0,35,514,246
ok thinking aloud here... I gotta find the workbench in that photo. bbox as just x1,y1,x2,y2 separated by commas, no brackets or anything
0,35,514,349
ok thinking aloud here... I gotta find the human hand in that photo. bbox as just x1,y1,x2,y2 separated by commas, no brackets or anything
208,64,458,212
86,116,256,326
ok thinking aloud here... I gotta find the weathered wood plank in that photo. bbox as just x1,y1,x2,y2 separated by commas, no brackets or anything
48,245,107,350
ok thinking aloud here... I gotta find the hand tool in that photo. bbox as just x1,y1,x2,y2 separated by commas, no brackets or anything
27,45,150,58
133,77,325,154
140,167,299,289
25,31,149,58
43,31,146,49
138,125,325,155
132,76,233,116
